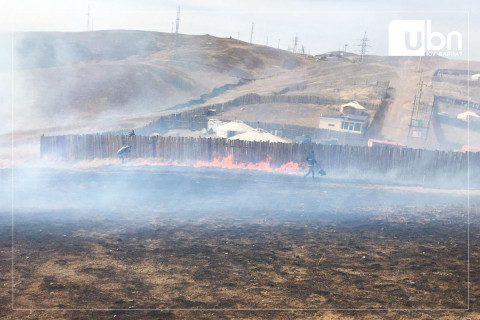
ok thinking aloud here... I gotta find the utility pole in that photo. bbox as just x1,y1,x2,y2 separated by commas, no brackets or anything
86,4,90,31
250,22,254,44
358,32,369,63
294,34,298,53
417,56,422,71
237,32,240,40
175,5,180,50
278,39,280,49
90,5,94,32
408,72,430,140
344,44,348,55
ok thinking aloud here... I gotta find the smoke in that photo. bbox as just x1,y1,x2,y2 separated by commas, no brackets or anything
2,30,478,206
3,165,476,226
3,30,303,166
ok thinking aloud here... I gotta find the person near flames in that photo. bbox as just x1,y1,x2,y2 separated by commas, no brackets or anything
304,150,327,178
304,150,317,179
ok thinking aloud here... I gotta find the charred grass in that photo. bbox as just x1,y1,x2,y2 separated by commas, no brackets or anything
1,204,478,319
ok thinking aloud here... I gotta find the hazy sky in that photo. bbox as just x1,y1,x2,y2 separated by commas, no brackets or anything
1,0,479,59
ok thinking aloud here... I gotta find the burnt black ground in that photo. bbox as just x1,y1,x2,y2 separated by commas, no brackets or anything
0,166,478,319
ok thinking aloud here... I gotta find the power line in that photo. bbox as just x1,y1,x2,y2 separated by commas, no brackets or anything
250,22,254,44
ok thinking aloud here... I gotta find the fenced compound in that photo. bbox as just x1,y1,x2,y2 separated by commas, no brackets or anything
40,134,479,182
434,95,480,111
132,91,386,145
241,121,368,145
432,68,480,86
138,92,386,135
136,116,368,145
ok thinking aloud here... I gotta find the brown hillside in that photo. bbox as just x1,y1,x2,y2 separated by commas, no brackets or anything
0,30,305,136
1,30,480,165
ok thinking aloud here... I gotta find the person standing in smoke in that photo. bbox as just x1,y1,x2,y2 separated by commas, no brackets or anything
304,150,317,179
117,145,131,164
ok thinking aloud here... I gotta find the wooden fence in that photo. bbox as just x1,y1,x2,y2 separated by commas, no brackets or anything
40,134,479,181
434,95,480,110
433,69,480,77
432,68,480,86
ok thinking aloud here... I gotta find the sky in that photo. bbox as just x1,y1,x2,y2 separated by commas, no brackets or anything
0,0,479,59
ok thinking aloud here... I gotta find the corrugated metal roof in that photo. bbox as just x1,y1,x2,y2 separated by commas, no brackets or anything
216,120,253,132
228,129,287,143
340,101,366,111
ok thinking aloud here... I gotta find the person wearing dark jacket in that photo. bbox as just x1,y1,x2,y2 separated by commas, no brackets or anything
304,150,317,179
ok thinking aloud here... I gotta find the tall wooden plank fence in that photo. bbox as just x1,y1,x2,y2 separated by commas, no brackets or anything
40,134,479,181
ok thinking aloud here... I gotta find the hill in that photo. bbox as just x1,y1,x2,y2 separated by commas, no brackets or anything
0,30,305,135
1,30,479,165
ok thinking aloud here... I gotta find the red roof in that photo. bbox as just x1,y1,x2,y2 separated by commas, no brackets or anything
368,139,405,147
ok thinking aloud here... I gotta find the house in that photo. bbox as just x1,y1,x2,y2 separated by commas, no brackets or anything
318,101,370,134
228,129,287,143
471,74,480,81
318,113,369,134
215,120,253,138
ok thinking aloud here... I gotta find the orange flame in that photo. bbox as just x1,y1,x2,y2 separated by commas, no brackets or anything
193,154,271,171
277,161,305,173
193,154,303,174
71,154,304,175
